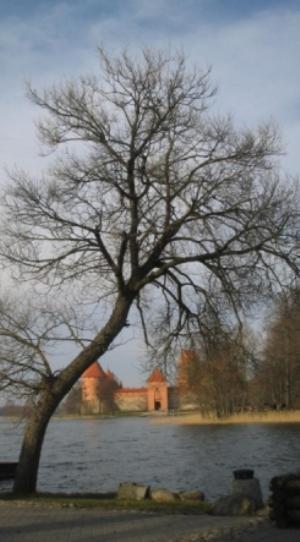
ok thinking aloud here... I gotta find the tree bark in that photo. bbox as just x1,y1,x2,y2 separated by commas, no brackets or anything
14,292,134,494
13,392,57,494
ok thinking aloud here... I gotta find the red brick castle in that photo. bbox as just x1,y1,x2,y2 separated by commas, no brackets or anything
80,350,197,414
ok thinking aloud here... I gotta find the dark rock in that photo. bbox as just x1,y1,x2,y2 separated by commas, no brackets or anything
285,479,300,491
286,495,300,509
287,510,300,522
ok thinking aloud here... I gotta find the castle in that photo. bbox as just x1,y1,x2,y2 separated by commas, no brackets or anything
80,350,197,414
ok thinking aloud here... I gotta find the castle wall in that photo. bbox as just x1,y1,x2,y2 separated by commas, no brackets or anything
114,388,148,412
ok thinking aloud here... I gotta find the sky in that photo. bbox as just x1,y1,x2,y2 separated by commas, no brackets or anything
0,0,299,386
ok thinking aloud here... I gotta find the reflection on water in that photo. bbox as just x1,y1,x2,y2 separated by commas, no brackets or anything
1,417,300,499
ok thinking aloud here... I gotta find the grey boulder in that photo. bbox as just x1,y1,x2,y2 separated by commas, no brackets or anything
150,488,180,503
117,482,150,501
179,490,205,501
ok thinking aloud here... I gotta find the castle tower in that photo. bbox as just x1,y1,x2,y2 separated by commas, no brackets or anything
147,368,168,412
81,361,107,414
176,349,199,392
176,350,199,410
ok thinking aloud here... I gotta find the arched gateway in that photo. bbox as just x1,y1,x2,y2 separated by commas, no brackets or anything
146,368,168,411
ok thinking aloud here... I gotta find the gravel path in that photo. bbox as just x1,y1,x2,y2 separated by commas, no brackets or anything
0,502,299,542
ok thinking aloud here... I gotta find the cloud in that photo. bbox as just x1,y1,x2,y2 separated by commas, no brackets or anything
90,5,299,174
192,7,300,173
1,1,299,222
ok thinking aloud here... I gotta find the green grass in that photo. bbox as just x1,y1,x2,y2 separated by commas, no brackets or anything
0,492,212,514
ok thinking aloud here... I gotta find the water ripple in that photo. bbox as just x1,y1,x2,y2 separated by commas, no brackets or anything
1,418,300,499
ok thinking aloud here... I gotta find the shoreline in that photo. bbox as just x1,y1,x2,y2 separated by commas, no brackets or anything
153,410,300,425
2,409,300,425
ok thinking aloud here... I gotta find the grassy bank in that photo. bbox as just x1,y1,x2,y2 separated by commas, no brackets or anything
154,410,300,425
54,411,150,420
0,492,211,513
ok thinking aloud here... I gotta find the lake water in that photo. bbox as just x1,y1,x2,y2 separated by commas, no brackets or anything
1,417,300,499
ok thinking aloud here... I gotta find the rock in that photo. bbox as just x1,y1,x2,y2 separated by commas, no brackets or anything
150,488,180,503
287,509,300,522
285,479,300,491
179,490,205,502
286,495,300,508
231,478,263,509
212,494,256,516
117,482,150,501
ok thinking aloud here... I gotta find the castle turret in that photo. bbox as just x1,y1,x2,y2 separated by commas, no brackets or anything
147,368,169,411
81,361,106,414
176,350,199,410
176,350,199,391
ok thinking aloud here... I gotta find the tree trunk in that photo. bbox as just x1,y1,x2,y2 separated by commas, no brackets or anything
13,292,134,494
13,392,58,494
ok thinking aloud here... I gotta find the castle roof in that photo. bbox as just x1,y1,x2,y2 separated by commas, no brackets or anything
82,361,107,379
147,368,167,383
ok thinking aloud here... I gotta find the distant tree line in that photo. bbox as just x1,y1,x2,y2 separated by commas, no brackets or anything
0,400,32,417
252,287,300,411
176,327,251,417
177,286,300,417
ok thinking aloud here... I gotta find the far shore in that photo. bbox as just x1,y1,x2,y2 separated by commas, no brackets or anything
153,409,300,425
2,409,300,425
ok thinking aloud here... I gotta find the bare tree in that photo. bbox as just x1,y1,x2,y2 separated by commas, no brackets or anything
175,325,250,417
255,287,300,409
0,297,71,397
201,329,250,417
0,48,299,493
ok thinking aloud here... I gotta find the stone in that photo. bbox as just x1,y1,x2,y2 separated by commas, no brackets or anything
117,482,150,501
285,479,300,491
287,495,300,508
231,478,263,509
150,488,180,503
212,494,256,516
179,490,205,501
287,509,300,522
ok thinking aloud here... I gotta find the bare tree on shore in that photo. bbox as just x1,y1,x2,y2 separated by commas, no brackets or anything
0,48,299,494
174,324,252,417
253,287,300,410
